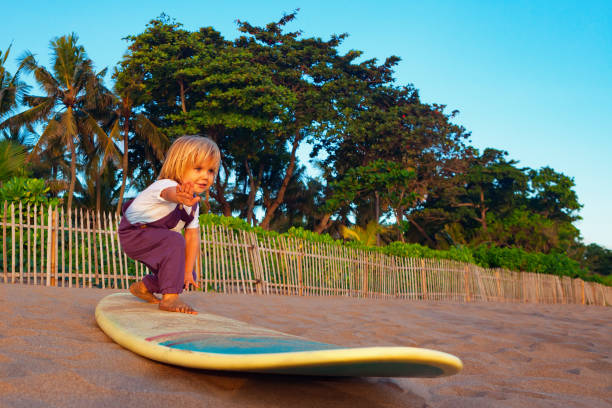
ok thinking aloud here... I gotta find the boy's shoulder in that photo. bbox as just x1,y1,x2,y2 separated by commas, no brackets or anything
134,179,178,204
146,179,178,190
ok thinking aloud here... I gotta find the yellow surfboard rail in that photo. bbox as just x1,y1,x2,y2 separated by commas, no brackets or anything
95,293,463,377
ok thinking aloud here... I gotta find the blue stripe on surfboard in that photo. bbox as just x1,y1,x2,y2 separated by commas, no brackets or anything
159,336,342,354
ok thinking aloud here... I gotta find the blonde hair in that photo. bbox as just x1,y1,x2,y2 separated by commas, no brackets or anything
158,135,221,183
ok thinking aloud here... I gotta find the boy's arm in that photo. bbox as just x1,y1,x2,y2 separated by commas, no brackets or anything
161,182,200,207
184,228,200,289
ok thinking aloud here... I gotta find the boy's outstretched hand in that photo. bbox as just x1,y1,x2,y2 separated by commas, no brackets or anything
184,271,199,290
175,182,200,207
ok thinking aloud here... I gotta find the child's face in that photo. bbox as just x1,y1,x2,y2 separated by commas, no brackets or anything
182,159,217,194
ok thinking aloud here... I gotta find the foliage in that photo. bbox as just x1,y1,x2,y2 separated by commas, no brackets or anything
340,220,390,247
5,34,112,209
471,244,585,278
528,166,582,223
195,213,610,285
423,148,584,256
382,241,476,264
481,209,581,254
0,177,60,207
286,226,342,246
325,160,416,216
0,44,31,124
0,140,28,181
2,13,608,286
582,243,612,276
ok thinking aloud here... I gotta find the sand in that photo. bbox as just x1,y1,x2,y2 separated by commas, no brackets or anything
0,283,610,408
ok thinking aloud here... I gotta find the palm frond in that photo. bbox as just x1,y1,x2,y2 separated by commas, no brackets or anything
51,33,87,88
0,44,11,66
340,220,388,246
32,65,61,96
0,97,55,129
0,140,27,181
1,46,33,120
84,112,121,166
134,114,170,161
29,118,63,158
17,51,39,73
109,116,121,142
340,225,362,241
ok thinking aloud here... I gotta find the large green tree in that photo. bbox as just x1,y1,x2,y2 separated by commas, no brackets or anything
451,148,528,233
324,159,416,241
432,149,583,254
118,15,290,217
316,80,472,243
582,243,612,276
235,12,348,229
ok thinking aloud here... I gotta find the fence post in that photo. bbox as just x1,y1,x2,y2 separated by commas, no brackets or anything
297,243,303,296
50,208,58,286
45,206,52,286
393,256,400,298
11,203,15,283
421,259,428,300
495,270,502,300
464,265,470,302
248,233,264,295
363,254,369,298
2,201,7,283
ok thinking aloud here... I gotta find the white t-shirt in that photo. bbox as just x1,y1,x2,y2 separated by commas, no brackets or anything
124,179,200,232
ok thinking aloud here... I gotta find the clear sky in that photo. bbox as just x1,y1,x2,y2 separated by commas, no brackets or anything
3,0,611,248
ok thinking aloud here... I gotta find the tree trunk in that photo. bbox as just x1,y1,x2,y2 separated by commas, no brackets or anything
245,159,262,225
66,130,76,210
393,208,405,243
314,213,332,234
95,169,101,214
375,192,381,245
207,129,231,216
211,164,231,217
408,217,436,247
479,189,487,231
259,134,301,230
179,79,187,114
116,110,131,215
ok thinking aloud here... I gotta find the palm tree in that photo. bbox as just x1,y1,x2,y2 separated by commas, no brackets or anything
4,33,112,209
111,65,168,214
0,45,33,189
79,117,121,213
0,44,32,125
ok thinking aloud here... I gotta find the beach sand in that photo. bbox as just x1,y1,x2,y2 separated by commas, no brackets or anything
0,283,610,408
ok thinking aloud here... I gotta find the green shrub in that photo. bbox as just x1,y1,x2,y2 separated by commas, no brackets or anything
195,214,609,286
0,177,60,208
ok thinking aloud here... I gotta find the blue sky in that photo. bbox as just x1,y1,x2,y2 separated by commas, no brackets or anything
3,0,611,248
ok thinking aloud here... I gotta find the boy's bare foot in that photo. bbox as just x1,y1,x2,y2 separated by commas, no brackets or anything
129,281,160,304
159,294,197,315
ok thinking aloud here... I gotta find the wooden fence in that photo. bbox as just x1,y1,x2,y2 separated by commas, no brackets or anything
1,202,610,306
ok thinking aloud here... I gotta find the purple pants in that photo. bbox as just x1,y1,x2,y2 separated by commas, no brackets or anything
118,200,198,295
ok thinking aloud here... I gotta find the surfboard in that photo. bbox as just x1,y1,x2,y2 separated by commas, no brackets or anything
95,293,463,377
